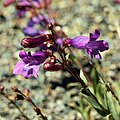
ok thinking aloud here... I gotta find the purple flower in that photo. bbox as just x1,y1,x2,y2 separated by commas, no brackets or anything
17,0,52,9
4,0,15,7
17,1,31,7
67,29,109,59
33,0,52,9
23,27,40,37
114,0,120,4
23,13,56,37
15,10,26,18
21,34,52,48
13,50,47,79
23,27,47,37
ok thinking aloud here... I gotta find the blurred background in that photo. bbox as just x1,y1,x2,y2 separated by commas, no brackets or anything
0,0,120,120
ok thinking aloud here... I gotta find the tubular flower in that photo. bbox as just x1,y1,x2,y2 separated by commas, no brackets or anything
13,50,47,79
16,0,52,9
114,0,120,4
4,0,15,7
21,34,52,48
4,0,52,18
67,29,109,59
23,13,56,37
23,27,47,37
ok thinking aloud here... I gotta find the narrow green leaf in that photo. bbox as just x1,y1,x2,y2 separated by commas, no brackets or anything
107,91,119,120
65,53,70,60
80,90,110,116
96,83,108,109
80,69,88,84
90,68,99,93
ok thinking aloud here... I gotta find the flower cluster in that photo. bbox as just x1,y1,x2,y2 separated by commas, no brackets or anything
4,0,55,37
13,27,109,78
66,29,109,59
4,0,52,17
13,50,47,79
23,13,56,37
6,1,109,79
13,49,62,78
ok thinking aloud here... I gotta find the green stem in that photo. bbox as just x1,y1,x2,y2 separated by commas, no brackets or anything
65,64,105,110
50,26,105,112
88,59,120,105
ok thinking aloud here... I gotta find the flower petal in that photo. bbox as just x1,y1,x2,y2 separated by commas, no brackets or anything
13,61,25,75
23,27,39,37
22,66,33,79
69,36,89,49
90,29,100,41
32,51,47,64
87,49,101,59
86,40,109,52
33,65,40,78
19,50,27,59
97,40,109,52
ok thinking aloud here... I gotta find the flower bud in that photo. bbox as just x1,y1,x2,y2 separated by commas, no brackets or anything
4,0,15,7
47,23,53,30
43,62,62,71
43,50,53,57
62,38,71,47
50,56,56,63
24,89,30,97
0,86,4,92
21,34,52,48
12,86,19,92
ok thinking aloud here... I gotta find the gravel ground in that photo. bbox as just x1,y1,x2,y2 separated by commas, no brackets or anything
0,0,120,120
